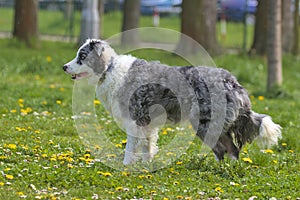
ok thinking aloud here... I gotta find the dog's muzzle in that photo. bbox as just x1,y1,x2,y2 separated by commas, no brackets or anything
63,65,68,71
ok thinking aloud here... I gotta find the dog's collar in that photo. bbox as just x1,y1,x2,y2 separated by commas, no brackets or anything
99,57,115,83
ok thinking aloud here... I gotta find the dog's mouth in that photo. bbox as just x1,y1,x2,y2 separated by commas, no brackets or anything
71,72,90,80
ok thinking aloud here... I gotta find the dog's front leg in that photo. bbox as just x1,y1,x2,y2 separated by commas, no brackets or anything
123,135,143,165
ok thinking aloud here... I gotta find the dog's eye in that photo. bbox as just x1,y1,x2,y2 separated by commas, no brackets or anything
79,53,87,61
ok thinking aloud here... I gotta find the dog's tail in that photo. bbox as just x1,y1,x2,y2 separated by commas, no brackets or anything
255,113,282,148
233,111,282,149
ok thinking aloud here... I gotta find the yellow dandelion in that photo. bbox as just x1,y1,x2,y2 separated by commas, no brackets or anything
263,149,274,154
0,182,4,186
17,192,25,196
5,143,17,150
139,175,145,179
150,190,156,194
137,185,143,189
94,100,101,105
121,171,130,176
46,56,52,62
273,160,278,164
18,98,24,104
176,196,184,199
115,143,122,148
242,157,253,164
166,127,173,131
35,75,40,80
48,140,54,145
115,186,123,191
50,157,57,162
230,181,240,186
215,186,224,193
50,84,56,89
173,181,180,185
5,174,14,180
282,143,287,147
0,156,7,160
288,150,294,153
106,154,116,158
10,109,17,113
59,87,65,92
103,172,112,177
67,164,74,169
163,198,169,200
146,174,152,179
176,161,183,165
121,139,127,144
258,96,265,101
42,100,47,105
56,100,62,105
94,145,101,150
41,154,48,158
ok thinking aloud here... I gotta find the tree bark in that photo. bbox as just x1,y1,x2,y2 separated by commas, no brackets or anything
281,0,293,53
121,0,140,47
267,0,282,91
249,0,268,55
13,0,39,47
79,0,99,45
176,0,220,56
293,0,299,55
98,0,104,38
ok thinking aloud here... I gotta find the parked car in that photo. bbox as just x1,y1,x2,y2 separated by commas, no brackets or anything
140,0,182,16
218,0,257,23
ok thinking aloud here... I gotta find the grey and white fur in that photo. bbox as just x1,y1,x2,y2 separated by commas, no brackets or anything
63,39,282,165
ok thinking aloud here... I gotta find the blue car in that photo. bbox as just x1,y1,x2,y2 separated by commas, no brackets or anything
218,0,257,23
140,0,182,16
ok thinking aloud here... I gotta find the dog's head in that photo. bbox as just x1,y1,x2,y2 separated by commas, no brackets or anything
63,39,117,80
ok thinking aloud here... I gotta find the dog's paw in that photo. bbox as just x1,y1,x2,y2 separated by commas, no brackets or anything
123,151,139,165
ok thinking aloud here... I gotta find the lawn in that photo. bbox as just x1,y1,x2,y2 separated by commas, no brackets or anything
0,8,300,200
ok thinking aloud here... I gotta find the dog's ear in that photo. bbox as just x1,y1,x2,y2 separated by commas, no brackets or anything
90,40,104,56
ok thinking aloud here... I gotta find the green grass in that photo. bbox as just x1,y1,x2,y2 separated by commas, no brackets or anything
0,7,299,200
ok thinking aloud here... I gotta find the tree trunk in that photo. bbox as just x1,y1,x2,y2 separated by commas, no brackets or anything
13,0,39,47
121,0,140,47
281,0,293,53
98,0,104,38
293,0,299,55
267,0,282,92
64,0,74,20
79,0,99,45
175,0,220,56
249,0,268,55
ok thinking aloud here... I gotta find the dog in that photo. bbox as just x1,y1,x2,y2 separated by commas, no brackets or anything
63,39,282,165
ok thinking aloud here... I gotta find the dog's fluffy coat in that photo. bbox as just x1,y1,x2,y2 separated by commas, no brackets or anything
63,39,282,164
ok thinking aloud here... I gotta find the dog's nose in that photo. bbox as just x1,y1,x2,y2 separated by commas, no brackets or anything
63,65,68,71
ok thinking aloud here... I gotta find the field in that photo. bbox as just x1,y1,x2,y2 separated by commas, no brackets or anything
0,8,300,200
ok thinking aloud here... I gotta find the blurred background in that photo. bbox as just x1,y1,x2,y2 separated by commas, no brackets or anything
1,0,298,55
1,0,297,91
